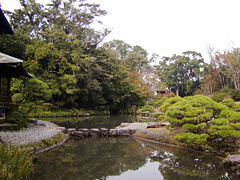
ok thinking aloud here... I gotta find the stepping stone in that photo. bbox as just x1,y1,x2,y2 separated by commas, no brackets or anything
119,129,131,137
67,128,76,135
100,128,108,136
89,128,100,137
74,131,84,138
57,127,66,133
78,128,89,136
109,129,119,136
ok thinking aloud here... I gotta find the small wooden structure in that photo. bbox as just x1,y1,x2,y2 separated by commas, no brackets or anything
0,53,32,120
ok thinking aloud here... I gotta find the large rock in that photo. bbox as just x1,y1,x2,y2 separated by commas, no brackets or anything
119,129,131,137
129,128,136,135
120,123,130,127
57,127,66,133
100,128,108,136
109,129,119,136
29,118,38,124
83,113,90,117
225,154,240,165
147,122,162,128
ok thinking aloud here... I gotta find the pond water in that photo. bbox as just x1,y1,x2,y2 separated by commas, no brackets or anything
34,115,238,180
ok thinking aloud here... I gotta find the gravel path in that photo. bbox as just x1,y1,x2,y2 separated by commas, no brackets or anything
0,120,61,146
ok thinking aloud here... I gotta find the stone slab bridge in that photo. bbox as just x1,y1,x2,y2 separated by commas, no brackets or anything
56,122,169,138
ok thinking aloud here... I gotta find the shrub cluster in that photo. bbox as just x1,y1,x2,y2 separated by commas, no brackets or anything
141,104,155,113
160,95,240,153
7,110,29,128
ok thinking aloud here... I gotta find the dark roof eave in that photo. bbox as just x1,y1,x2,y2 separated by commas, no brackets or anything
0,8,14,35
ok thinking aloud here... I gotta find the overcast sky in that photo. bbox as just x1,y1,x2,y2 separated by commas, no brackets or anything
1,0,240,63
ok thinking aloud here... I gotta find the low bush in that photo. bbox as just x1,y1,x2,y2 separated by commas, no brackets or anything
141,105,155,113
231,89,240,101
173,132,209,150
153,97,168,107
211,92,228,102
160,96,184,113
0,145,33,179
7,110,29,128
220,99,236,108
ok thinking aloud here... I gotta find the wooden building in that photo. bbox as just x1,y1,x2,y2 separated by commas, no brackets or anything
0,8,31,120
0,53,32,120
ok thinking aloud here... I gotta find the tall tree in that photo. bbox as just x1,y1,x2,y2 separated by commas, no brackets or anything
213,48,240,89
156,51,205,96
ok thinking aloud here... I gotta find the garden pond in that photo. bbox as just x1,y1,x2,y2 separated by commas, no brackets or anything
33,115,238,179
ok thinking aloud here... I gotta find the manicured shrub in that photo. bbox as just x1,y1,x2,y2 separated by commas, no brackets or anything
174,132,209,150
231,104,240,112
0,145,33,179
141,105,155,113
24,78,52,103
160,96,184,113
211,92,228,102
153,97,168,107
165,95,227,127
12,93,24,105
8,110,29,128
220,99,236,108
231,89,240,101
166,95,240,153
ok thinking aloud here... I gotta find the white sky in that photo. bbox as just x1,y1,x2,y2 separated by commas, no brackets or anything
1,0,240,63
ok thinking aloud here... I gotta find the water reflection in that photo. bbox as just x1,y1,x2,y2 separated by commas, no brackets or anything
34,138,238,180
42,114,137,129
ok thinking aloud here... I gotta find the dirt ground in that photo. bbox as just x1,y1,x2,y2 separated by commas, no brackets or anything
133,127,186,145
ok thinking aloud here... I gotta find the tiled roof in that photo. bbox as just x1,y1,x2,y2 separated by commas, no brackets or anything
0,52,23,63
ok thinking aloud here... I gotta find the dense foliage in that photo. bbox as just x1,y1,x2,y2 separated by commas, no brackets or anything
1,0,240,115
155,51,205,96
1,0,154,113
161,95,240,153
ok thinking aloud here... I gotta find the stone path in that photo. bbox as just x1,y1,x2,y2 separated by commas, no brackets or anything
115,122,149,130
0,120,61,146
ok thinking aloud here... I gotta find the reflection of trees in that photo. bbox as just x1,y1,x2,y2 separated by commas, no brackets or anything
34,138,152,180
143,141,238,180
42,114,137,129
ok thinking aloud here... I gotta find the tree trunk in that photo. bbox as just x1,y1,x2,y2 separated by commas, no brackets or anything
176,87,179,96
